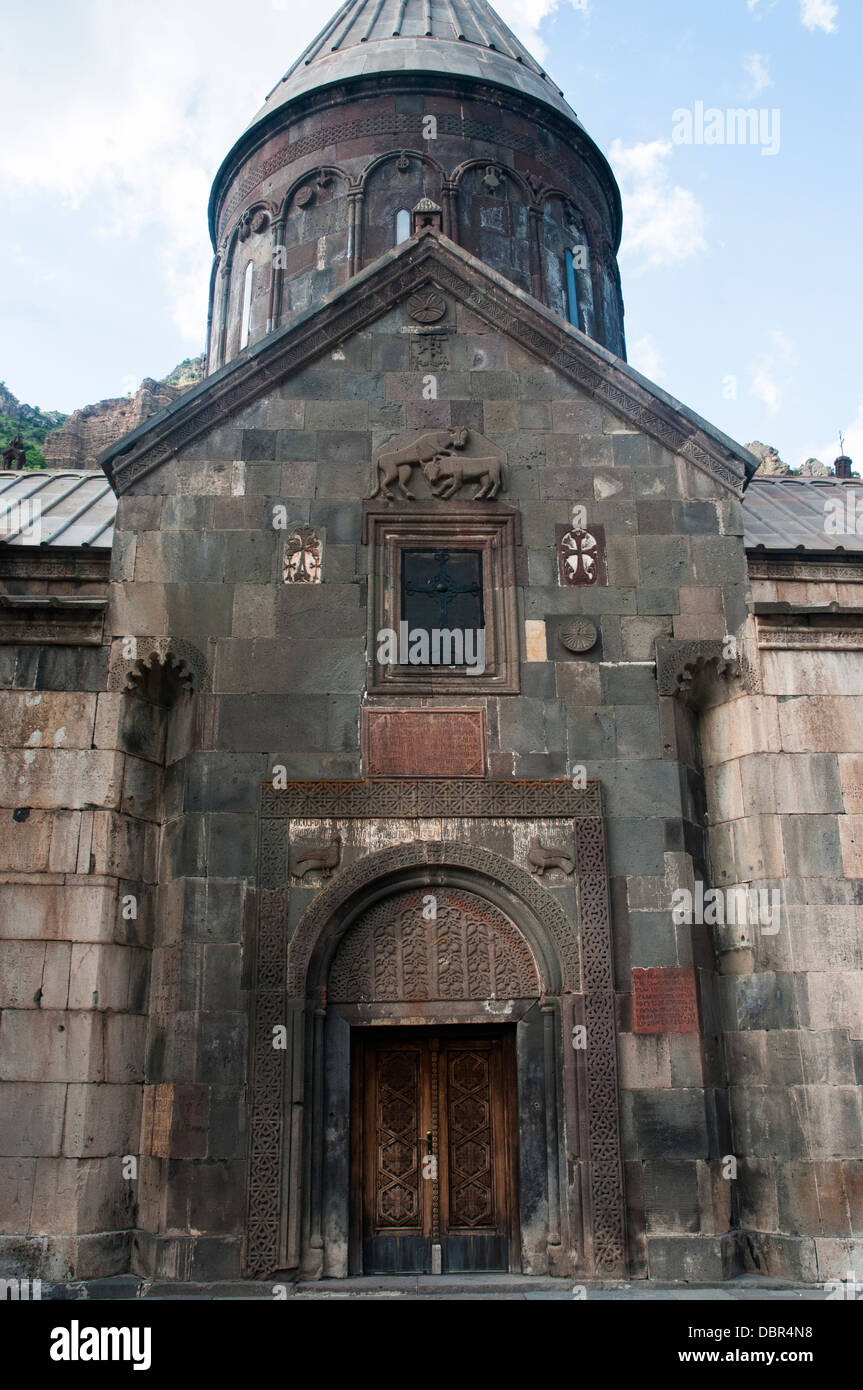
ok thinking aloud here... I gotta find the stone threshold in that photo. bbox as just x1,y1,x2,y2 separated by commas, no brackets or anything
39,1273,828,1301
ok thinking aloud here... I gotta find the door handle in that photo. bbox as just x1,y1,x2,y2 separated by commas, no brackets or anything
426,1130,433,1155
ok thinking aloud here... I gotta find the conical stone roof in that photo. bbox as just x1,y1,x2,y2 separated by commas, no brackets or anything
248,0,582,134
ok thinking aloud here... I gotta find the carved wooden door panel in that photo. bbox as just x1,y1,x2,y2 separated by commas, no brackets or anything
361,1040,431,1274
438,1037,512,1273
355,1031,517,1274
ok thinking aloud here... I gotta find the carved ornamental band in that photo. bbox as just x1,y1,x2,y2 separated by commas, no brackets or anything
246,779,626,1281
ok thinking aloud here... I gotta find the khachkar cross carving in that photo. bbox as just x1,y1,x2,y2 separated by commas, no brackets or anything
558,523,607,587
410,334,449,371
283,527,322,583
561,528,598,584
404,550,482,625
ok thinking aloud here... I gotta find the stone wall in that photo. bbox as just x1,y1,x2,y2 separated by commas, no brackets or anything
0,669,163,1279
700,564,863,1282
5,278,860,1284
104,288,749,1280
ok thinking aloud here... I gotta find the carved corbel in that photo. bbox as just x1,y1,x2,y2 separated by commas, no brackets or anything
108,637,211,704
655,638,755,705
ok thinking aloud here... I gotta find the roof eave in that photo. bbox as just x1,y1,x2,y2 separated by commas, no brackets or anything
102,229,751,494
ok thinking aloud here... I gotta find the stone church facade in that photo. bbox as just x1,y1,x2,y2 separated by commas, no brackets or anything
1,0,861,1287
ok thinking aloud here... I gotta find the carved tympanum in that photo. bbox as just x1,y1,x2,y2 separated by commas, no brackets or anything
328,887,541,1003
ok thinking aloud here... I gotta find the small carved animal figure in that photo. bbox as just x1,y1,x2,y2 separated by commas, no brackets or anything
373,427,468,500
292,833,342,879
1,436,27,471
528,837,574,876
423,452,502,500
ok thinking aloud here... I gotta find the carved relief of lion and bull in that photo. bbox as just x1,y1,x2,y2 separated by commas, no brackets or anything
372,428,503,501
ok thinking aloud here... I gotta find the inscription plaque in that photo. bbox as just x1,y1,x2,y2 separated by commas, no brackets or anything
151,1083,174,1158
632,966,699,1034
362,708,486,778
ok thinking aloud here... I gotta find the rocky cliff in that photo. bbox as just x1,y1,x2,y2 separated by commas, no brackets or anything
41,356,205,470
0,385,68,469
747,440,834,478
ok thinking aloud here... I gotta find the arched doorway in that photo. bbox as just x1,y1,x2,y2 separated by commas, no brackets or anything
279,843,569,1280
245,811,627,1283
329,886,540,1273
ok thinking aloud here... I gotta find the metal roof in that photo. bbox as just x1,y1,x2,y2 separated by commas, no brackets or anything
2,470,860,560
247,0,582,133
743,477,863,554
0,471,115,549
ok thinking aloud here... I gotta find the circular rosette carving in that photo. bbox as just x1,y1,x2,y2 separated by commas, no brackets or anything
559,619,598,653
408,289,447,324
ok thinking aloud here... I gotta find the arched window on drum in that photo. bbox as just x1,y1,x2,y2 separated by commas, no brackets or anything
395,209,412,246
564,240,595,339
239,260,254,350
565,247,581,330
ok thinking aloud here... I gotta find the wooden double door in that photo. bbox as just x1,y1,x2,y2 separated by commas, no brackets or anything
351,1028,519,1274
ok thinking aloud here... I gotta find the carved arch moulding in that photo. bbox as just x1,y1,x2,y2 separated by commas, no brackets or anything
245,779,627,1281
217,112,608,239
106,635,212,695
281,837,580,997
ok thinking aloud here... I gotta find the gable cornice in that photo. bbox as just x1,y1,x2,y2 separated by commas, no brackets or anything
101,231,756,496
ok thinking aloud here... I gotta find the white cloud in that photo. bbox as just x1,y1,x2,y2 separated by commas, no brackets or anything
495,1,591,62
629,336,668,384
0,1,323,344
742,52,773,96
748,330,797,415
800,0,839,32
0,0,592,346
608,139,708,270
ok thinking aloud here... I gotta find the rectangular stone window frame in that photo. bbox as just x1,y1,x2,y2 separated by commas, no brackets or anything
362,501,521,695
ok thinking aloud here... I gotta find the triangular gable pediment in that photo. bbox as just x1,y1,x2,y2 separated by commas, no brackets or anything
101,230,758,496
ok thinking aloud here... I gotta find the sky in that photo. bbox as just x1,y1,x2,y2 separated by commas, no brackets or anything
0,0,860,468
